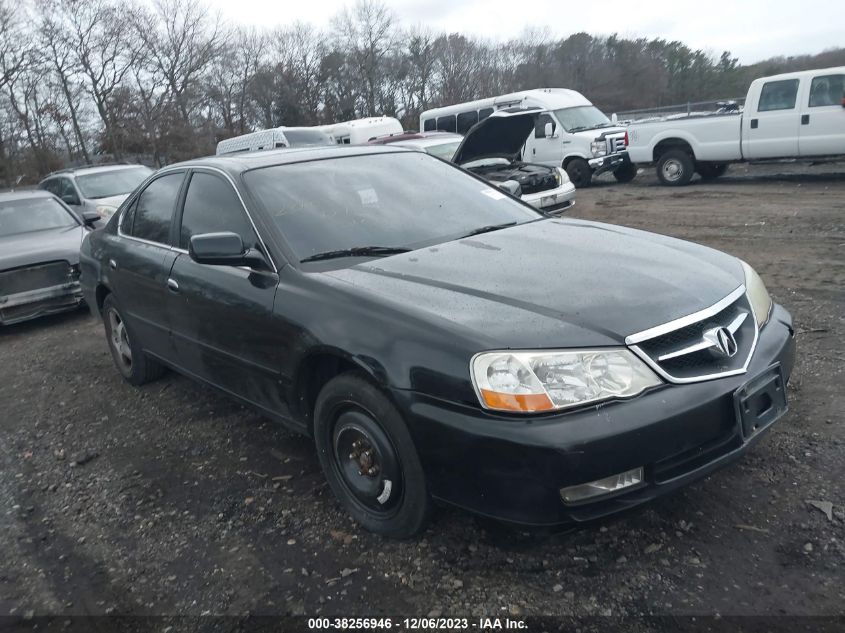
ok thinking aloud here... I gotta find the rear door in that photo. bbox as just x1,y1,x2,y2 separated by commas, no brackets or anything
799,72,845,157
743,78,801,159
167,169,284,413
111,171,186,362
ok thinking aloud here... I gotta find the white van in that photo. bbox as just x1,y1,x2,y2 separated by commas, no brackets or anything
216,127,333,155
319,117,404,145
420,89,635,187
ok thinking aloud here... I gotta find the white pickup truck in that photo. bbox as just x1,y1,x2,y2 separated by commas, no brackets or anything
626,67,845,185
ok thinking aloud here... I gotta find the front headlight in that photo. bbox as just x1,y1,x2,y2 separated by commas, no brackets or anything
471,349,662,413
740,260,773,328
590,141,607,157
95,204,118,219
556,167,570,185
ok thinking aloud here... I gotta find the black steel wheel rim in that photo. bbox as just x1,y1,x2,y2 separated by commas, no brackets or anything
331,408,403,516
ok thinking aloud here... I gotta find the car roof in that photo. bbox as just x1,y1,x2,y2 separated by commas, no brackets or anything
0,189,58,203
163,145,414,177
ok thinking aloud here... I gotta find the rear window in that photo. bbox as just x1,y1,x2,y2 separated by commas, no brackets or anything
757,79,799,112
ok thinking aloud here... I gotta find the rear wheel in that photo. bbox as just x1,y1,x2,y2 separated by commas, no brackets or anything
102,295,166,385
697,163,728,180
314,372,430,538
565,158,592,188
613,162,638,183
656,150,694,186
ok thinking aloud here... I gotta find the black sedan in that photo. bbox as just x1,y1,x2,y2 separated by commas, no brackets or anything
79,146,795,537
0,190,99,325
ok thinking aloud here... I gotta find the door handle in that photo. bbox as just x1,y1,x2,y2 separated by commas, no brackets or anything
801,114,810,125
108,259,117,270
166,278,179,292
750,119,758,129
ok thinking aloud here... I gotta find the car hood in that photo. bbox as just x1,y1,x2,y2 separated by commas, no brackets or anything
571,125,627,140
453,113,535,164
91,194,130,209
324,219,744,348
0,225,86,271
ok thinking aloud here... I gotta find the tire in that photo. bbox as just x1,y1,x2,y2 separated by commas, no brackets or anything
102,294,166,385
565,158,592,188
697,163,728,180
613,162,638,183
313,372,431,538
656,150,695,186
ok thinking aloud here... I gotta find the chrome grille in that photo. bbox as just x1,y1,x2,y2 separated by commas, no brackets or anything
0,261,73,296
627,288,758,383
609,135,627,155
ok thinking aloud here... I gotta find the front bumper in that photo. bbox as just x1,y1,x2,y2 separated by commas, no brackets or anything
0,282,83,325
589,151,631,176
393,304,795,526
521,181,576,213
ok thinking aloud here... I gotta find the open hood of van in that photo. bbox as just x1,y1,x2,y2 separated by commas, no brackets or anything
452,111,537,165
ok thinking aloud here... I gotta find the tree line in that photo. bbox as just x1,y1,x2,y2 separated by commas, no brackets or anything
1,0,842,185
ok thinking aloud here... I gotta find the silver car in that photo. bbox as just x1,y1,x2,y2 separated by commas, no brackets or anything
38,164,154,222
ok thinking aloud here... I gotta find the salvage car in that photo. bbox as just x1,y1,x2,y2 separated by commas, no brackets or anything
1,190,97,325
371,118,576,213
39,164,154,221
80,146,795,538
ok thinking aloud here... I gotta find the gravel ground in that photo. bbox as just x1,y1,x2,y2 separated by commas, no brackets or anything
1,162,843,621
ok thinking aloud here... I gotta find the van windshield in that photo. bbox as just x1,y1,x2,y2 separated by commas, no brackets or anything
553,106,612,133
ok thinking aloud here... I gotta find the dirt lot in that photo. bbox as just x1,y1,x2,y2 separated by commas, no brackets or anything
1,162,843,622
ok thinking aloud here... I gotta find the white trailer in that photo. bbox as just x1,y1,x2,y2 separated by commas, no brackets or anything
319,117,403,145
216,127,333,155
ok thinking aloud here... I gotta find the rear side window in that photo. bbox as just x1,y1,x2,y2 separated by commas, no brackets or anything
179,172,256,249
436,115,456,133
757,79,799,112
422,118,436,132
809,74,845,107
129,173,183,244
534,113,556,138
456,111,478,134
479,108,493,121
40,179,59,195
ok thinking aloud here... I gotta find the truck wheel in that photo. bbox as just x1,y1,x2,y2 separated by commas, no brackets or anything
656,150,694,186
314,372,431,539
102,294,166,385
565,158,592,188
697,163,728,180
613,162,638,183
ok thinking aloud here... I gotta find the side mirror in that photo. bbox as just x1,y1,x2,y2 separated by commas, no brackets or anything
81,210,101,227
496,180,522,197
544,121,555,138
189,232,268,269
61,193,80,206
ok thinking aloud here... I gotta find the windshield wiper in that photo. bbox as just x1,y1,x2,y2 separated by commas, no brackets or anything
459,221,518,239
300,245,412,263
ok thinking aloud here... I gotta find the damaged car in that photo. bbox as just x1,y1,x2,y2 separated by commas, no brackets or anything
0,190,97,326
81,146,795,538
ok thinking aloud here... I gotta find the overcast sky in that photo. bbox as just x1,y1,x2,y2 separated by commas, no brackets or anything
205,0,843,64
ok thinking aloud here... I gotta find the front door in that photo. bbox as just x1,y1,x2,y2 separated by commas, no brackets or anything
167,170,285,415
110,171,185,361
525,112,563,167
799,72,845,157
743,78,801,159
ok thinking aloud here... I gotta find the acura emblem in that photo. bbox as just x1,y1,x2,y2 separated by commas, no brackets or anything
703,326,738,357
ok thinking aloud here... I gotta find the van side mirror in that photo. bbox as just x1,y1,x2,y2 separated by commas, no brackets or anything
189,232,268,269
81,210,101,227
544,121,555,138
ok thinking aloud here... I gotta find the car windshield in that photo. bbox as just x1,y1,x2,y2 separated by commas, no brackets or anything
244,151,541,263
75,166,153,199
0,197,78,237
553,106,612,132
284,130,335,147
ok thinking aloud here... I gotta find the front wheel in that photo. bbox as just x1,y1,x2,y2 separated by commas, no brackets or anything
313,372,431,538
656,150,694,186
613,162,638,183
565,158,592,188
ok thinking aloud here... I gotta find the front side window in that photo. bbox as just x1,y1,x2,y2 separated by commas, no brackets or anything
244,152,540,263
535,113,556,138
758,79,800,112
809,74,845,107
57,178,79,204
75,166,153,199
128,172,183,244
0,197,79,237
179,173,256,249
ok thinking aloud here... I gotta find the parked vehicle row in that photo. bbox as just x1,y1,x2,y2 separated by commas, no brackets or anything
78,144,795,538
626,66,845,185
